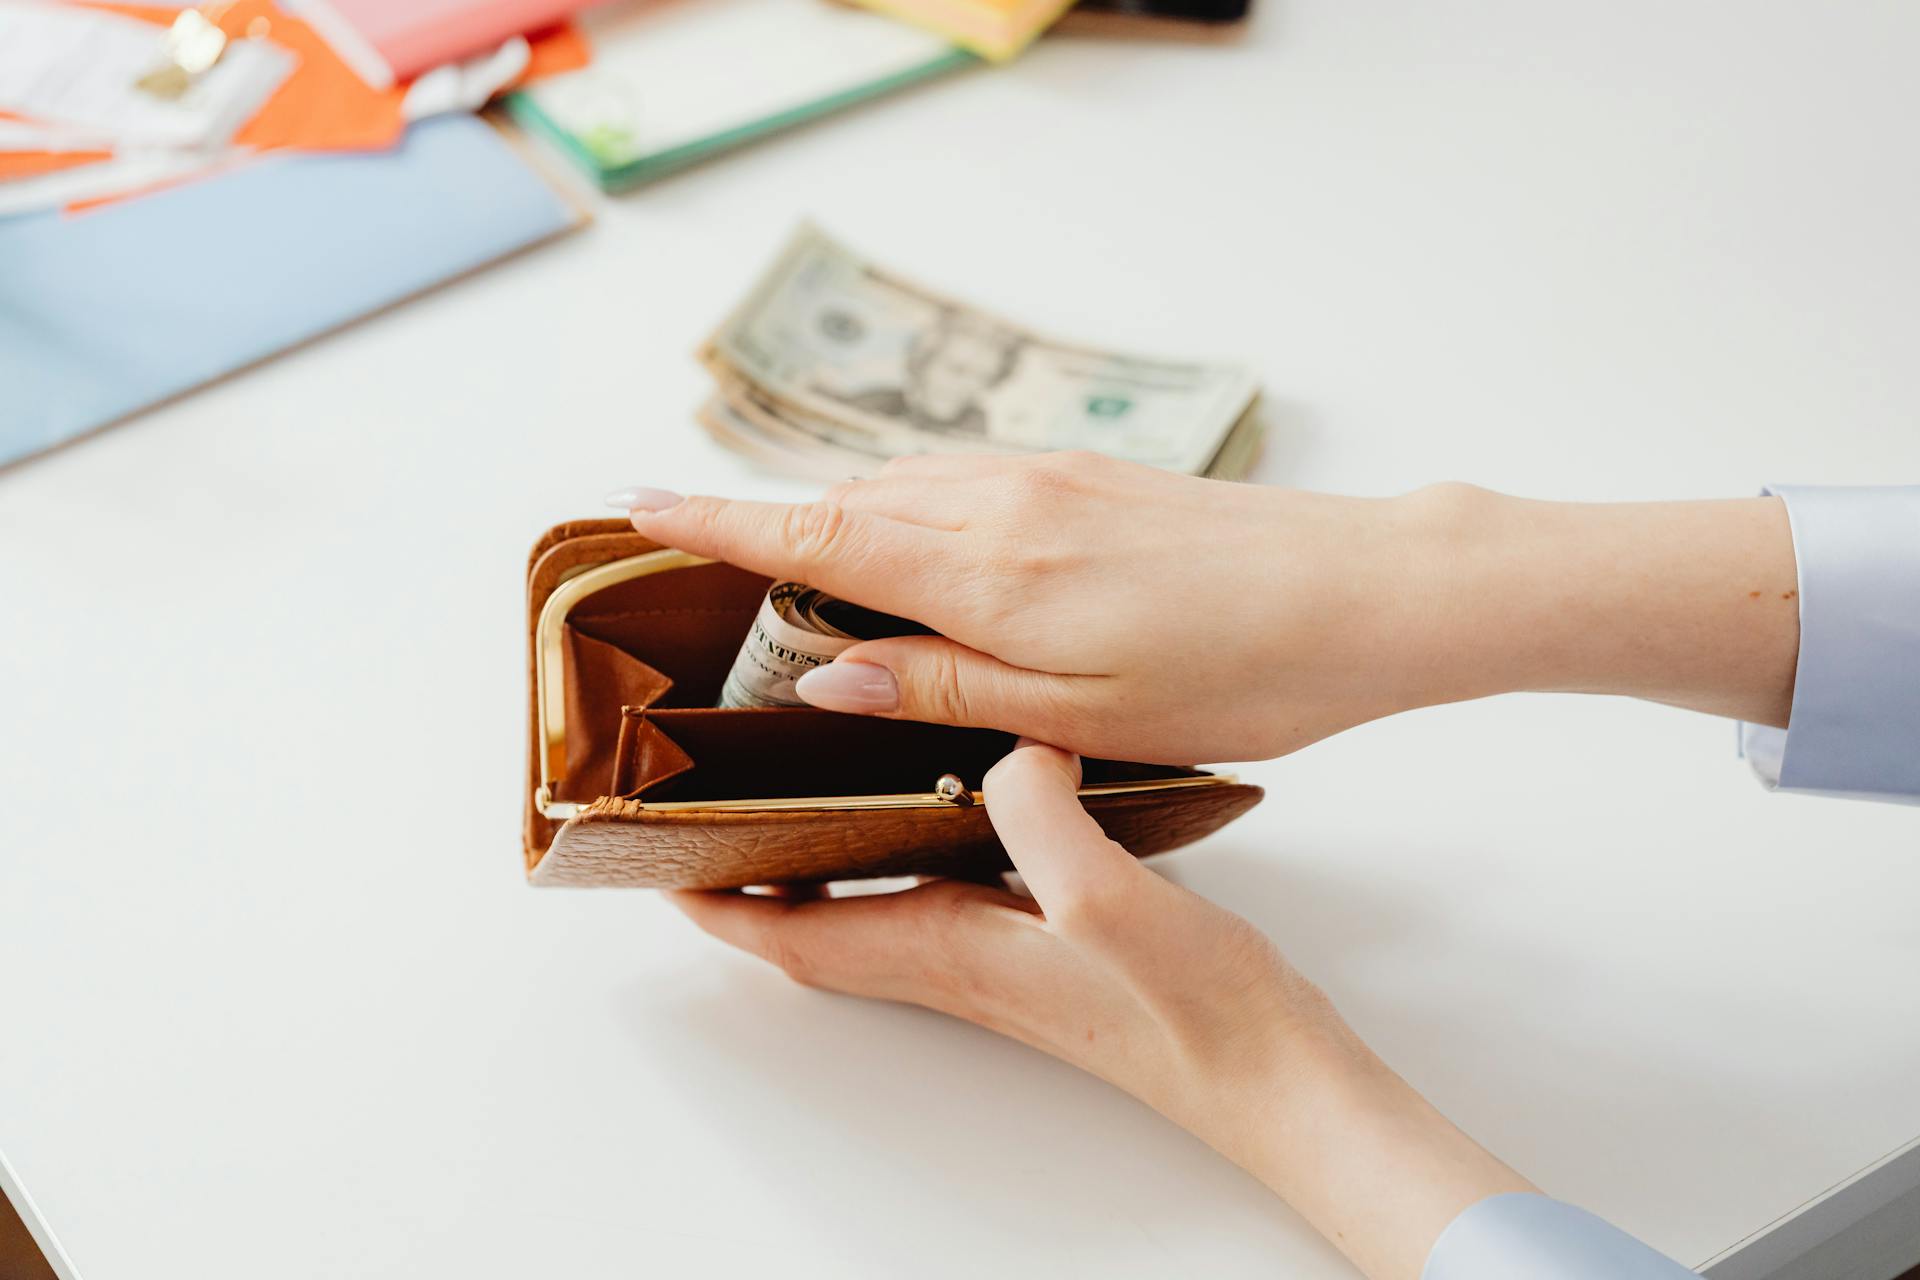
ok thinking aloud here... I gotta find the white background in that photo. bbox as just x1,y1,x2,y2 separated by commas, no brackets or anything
3,2,1919,1276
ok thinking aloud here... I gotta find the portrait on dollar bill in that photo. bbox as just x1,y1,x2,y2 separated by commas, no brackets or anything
822,307,1026,438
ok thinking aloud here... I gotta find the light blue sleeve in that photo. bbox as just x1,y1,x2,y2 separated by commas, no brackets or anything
1739,484,1920,803
1422,1193,1696,1279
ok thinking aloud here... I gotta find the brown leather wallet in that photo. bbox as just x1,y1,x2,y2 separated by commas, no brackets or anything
523,520,1265,888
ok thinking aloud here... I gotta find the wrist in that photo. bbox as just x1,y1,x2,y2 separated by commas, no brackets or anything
1374,483,1531,711
1214,1014,1534,1280
1394,486,1800,727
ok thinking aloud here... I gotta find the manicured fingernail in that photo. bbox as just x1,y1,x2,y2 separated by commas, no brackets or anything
603,486,683,512
795,661,898,713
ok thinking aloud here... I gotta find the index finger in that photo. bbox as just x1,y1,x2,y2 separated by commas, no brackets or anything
628,495,957,622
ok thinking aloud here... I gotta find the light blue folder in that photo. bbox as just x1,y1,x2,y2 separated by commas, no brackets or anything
0,115,579,470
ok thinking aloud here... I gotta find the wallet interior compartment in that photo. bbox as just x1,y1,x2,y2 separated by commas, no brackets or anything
546,560,772,804
564,560,772,709
615,706,1205,803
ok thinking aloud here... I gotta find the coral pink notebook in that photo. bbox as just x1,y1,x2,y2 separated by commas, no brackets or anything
303,0,598,82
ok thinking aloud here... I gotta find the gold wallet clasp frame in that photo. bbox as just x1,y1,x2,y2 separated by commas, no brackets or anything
533,549,1234,821
536,548,711,819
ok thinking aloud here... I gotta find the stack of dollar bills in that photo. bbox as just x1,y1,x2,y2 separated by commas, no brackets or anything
696,225,1265,481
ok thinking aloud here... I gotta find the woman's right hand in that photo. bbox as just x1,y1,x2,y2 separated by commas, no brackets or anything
614,451,1799,764
615,452,1473,763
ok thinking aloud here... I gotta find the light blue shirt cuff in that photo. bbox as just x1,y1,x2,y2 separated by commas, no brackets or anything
1740,484,1920,803
1422,1193,1695,1279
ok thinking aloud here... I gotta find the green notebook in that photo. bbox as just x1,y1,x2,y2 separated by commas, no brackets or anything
507,0,977,192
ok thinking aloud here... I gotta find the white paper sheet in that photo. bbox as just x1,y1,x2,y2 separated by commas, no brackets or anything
0,148,242,218
0,2,292,150
0,118,117,152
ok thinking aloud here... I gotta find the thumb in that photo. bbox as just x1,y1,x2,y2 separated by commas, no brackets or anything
981,740,1145,927
793,635,1083,741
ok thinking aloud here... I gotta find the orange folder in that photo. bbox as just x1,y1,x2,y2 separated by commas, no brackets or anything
89,0,408,151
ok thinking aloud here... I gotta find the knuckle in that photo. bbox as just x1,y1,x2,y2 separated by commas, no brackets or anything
994,454,1108,515
1013,463,1078,503
781,501,855,567
919,644,976,724
1015,540,1076,581
1412,479,1485,500
1404,481,1493,525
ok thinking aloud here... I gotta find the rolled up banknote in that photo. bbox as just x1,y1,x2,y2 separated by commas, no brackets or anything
719,582,931,709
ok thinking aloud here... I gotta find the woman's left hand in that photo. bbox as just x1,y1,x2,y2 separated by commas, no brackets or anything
670,741,1534,1280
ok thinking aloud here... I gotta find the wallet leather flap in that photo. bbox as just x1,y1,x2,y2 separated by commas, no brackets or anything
532,782,1266,889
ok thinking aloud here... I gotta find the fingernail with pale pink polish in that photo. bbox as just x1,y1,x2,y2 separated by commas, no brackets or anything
603,486,684,512
795,661,898,713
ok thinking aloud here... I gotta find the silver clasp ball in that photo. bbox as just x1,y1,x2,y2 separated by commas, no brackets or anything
934,774,975,806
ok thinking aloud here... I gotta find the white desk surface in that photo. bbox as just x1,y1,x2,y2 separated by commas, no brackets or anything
4,4,1919,1277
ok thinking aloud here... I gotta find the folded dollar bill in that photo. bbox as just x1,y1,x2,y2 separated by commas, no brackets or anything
698,224,1264,481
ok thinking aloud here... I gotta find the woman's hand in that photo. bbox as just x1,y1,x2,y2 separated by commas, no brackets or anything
671,741,1534,1280
620,452,1461,763
617,453,1800,765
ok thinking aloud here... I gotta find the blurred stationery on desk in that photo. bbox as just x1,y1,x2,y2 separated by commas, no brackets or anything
284,0,601,85
508,0,973,191
0,1,592,217
0,114,585,470
843,0,1069,60
1054,0,1250,40
841,0,1254,61
0,4,293,149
